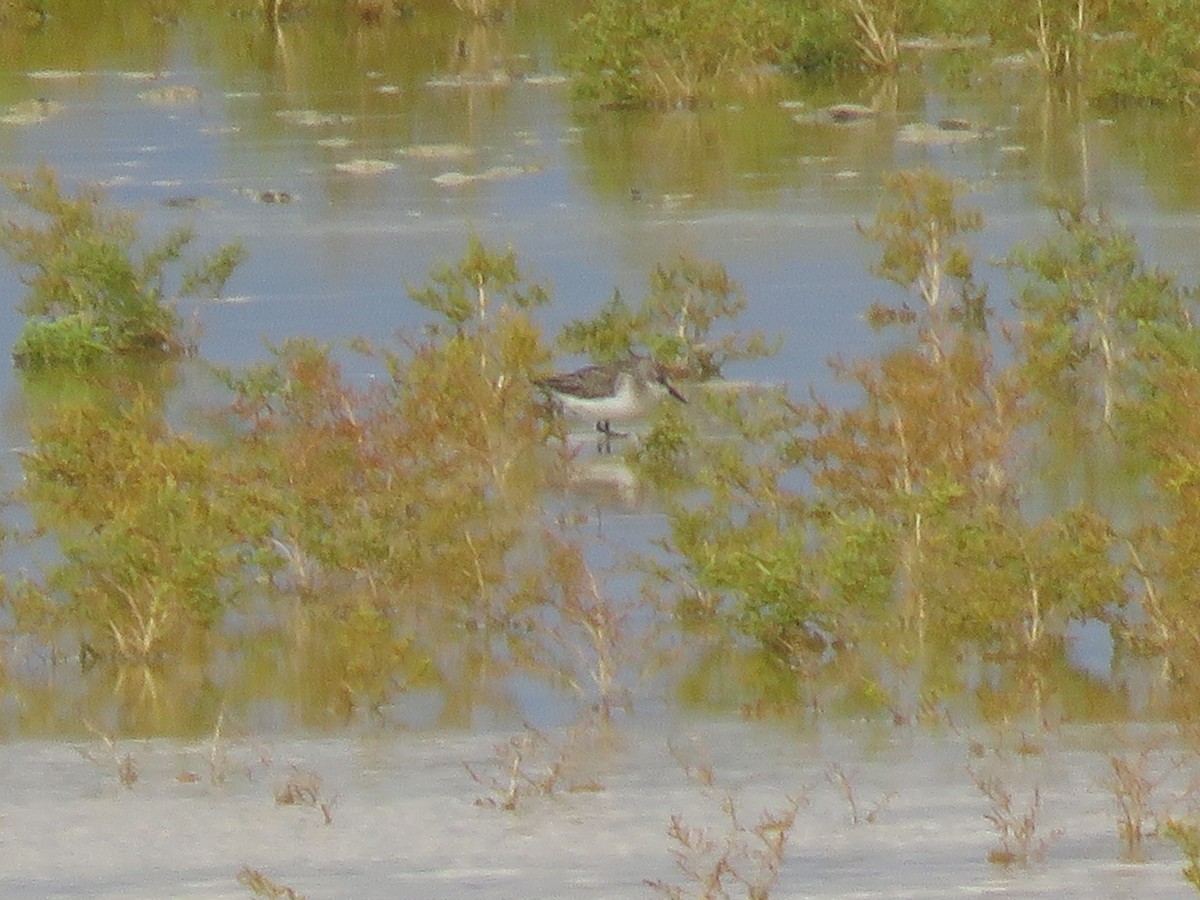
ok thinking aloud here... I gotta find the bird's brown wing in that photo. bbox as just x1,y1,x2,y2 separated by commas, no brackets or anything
535,365,618,399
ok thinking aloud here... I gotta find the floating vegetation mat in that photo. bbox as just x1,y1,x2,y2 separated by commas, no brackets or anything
897,121,985,145
522,73,569,86
335,159,398,175
432,164,541,187
138,85,201,105
118,71,169,81
425,71,513,88
0,99,66,126
26,69,85,80
399,143,474,160
277,109,352,128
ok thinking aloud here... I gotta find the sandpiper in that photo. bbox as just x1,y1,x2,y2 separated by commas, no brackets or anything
536,355,687,450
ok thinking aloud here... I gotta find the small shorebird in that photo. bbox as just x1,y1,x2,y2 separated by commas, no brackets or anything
536,355,686,450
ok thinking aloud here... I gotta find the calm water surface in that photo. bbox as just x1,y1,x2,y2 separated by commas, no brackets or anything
1,7,1200,896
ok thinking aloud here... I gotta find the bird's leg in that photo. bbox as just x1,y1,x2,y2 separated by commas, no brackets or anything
596,419,628,441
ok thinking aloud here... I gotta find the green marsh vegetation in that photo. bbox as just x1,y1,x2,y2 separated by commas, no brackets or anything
0,173,687,734
9,164,1200,884
6,162,1200,734
564,0,1200,108
4,8,1200,896
0,1,45,29
2,0,1198,109
646,167,1200,739
152,0,513,28
0,166,243,369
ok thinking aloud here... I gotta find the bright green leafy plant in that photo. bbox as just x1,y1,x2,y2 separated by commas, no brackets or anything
0,165,243,369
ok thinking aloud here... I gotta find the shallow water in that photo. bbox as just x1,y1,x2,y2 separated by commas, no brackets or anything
2,5,1200,896
1,721,1191,898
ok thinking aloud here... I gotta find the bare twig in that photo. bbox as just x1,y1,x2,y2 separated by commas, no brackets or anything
826,763,896,825
79,720,138,790
274,765,335,825
969,766,1061,865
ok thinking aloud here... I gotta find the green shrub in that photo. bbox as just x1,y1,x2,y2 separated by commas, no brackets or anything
1092,5,1200,107
653,172,1134,665
21,393,254,658
0,165,244,369
565,0,791,108
776,2,860,74
13,312,112,370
